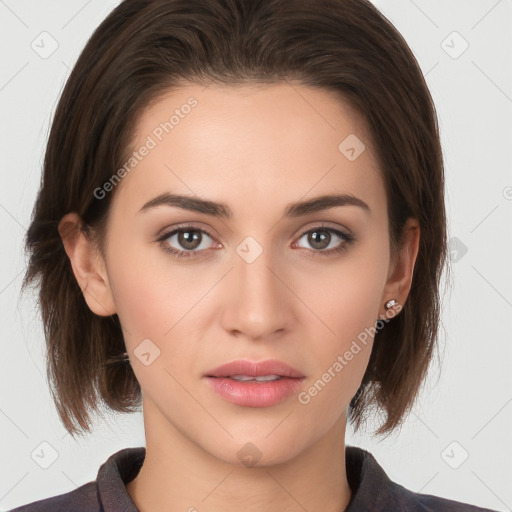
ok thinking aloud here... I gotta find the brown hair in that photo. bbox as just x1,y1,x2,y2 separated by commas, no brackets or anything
21,0,449,438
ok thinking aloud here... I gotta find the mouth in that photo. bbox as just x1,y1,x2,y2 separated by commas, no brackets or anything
216,374,285,382
204,359,305,407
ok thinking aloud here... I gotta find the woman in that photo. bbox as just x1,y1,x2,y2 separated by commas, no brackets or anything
12,0,498,510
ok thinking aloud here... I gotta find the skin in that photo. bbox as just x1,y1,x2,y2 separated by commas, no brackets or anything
59,82,420,512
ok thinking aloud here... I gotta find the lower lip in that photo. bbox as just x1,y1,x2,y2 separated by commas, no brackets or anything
205,376,304,407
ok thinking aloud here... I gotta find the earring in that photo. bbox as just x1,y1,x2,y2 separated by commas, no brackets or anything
384,299,397,310
378,299,400,321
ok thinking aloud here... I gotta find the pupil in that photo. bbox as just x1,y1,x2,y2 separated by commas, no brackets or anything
310,230,329,250
179,230,201,250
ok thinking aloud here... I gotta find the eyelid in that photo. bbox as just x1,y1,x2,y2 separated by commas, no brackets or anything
295,221,351,238
157,222,218,242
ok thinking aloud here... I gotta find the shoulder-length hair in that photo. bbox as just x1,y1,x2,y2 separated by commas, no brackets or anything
22,0,449,438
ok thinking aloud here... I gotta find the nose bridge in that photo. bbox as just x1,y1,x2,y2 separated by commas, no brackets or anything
237,236,277,294
221,234,292,337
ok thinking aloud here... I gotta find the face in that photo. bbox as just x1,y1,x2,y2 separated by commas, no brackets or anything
81,82,402,465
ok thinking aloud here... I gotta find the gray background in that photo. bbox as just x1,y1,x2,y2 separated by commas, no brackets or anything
0,0,511,510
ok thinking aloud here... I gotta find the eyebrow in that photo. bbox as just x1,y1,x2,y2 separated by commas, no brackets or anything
138,192,370,218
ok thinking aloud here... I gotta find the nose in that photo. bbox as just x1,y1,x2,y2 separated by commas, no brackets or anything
219,241,295,340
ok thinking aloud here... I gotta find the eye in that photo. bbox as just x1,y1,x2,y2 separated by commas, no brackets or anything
157,223,356,260
294,224,355,256
157,225,219,259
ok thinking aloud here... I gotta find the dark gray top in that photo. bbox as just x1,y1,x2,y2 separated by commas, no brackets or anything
9,445,497,511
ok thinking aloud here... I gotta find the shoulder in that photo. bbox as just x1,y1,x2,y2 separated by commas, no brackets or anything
8,481,101,512
345,445,498,512
8,446,145,512
393,480,498,511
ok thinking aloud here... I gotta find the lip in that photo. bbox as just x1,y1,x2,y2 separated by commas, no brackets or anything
204,359,305,408
205,359,305,379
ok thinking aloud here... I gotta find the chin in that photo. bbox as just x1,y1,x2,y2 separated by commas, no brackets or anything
206,435,307,468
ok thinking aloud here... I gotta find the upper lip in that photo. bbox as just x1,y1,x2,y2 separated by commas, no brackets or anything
205,359,305,378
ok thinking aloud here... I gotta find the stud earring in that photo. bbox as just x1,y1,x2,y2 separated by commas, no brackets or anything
384,299,397,310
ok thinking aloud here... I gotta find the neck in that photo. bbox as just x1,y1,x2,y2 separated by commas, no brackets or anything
126,398,352,512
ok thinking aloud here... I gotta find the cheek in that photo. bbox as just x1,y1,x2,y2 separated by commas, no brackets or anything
105,240,202,396
105,234,215,360
295,237,389,399
105,230,175,341
302,246,388,344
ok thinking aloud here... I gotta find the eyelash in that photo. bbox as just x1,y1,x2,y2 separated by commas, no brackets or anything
156,223,356,260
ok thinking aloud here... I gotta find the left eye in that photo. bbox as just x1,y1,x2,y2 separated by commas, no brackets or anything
295,227,351,252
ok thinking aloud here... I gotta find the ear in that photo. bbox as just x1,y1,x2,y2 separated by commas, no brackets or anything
379,217,420,318
58,212,116,317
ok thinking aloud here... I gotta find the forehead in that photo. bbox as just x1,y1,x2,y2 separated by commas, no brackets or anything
112,82,385,218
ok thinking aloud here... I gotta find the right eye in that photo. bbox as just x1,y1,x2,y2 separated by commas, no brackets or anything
157,225,220,259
